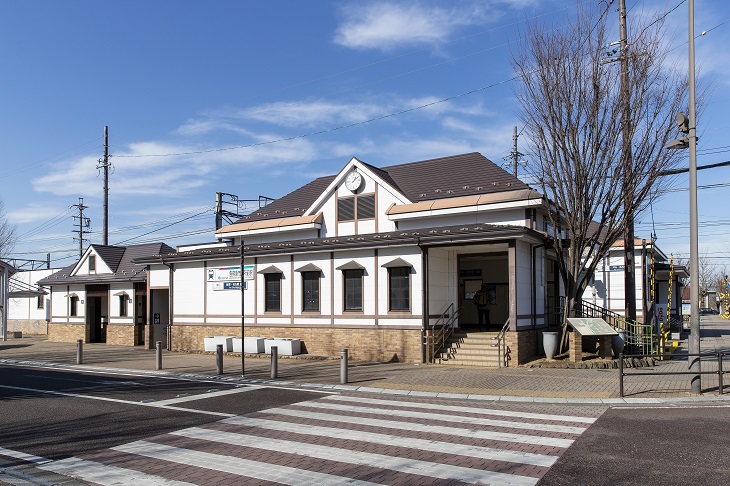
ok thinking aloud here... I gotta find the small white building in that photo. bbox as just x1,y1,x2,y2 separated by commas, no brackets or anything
583,238,688,328
134,153,560,364
38,243,174,345
7,268,55,335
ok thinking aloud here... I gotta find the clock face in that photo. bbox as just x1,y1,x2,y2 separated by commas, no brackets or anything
345,171,362,191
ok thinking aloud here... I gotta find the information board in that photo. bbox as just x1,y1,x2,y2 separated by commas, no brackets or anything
566,317,618,336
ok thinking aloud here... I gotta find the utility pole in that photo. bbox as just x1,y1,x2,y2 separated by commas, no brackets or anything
687,0,700,394
619,0,637,323
512,126,519,177
97,126,110,245
71,197,91,259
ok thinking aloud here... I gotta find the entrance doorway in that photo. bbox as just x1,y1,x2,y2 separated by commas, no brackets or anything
458,252,509,331
88,296,106,343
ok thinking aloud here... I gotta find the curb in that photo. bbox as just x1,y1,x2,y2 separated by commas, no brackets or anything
2,357,729,406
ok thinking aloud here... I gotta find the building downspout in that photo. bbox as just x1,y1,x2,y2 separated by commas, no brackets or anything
417,237,428,364
160,257,174,351
532,243,546,356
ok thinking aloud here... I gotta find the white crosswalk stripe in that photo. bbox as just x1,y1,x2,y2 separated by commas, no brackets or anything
289,400,588,434
25,394,599,485
171,426,540,486
324,394,598,423
259,405,576,447
223,415,559,467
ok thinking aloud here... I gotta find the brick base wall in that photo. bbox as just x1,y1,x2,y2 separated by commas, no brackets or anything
106,325,135,346
505,330,539,365
49,323,87,343
8,319,48,335
170,325,423,363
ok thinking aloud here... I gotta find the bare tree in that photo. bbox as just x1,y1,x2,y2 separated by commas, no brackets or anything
0,197,16,259
512,4,686,341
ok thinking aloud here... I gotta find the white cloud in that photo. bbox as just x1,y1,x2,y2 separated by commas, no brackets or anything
334,2,482,51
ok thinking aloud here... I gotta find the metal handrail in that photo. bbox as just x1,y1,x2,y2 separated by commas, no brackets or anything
425,304,460,363
494,319,510,368
618,351,729,397
560,297,656,355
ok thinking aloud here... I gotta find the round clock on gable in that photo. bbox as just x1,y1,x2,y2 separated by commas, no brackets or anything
345,171,363,192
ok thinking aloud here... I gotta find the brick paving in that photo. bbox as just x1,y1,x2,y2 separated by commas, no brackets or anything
2,315,729,400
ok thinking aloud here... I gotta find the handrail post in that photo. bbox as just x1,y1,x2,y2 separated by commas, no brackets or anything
619,353,624,398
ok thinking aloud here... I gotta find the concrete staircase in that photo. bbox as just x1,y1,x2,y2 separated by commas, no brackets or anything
434,331,502,367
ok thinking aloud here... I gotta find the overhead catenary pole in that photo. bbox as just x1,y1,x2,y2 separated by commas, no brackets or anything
687,0,700,394
71,197,90,258
619,0,637,323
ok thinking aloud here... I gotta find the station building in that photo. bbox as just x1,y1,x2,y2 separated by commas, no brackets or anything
129,152,559,364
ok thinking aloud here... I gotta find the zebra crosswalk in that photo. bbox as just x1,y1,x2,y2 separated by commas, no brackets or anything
36,393,601,485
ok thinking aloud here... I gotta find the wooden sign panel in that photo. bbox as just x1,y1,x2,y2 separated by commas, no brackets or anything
567,317,618,336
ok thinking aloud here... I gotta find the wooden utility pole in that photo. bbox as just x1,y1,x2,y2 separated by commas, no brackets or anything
619,0,637,322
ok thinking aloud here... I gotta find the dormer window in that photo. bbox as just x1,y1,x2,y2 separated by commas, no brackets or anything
89,255,96,272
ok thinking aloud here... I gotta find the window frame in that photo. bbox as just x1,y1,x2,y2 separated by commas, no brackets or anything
388,266,411,312
88,255,96,272
343,269,364,312
302,271,320,312
119,295,128,317
37,295,44,310
70,296,79,317
264,273,282,313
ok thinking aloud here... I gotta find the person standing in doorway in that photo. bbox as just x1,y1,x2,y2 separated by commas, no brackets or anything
473,283,491,331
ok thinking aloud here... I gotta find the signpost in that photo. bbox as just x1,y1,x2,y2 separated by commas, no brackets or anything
566,317,618,362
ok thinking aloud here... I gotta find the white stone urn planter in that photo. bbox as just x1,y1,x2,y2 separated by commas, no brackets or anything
264,338,301,356
233,337,265,354
204,336,233,352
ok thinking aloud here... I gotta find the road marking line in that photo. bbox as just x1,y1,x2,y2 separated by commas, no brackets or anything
172,427,539,485
0,384,234,417
0,447,51,465
260,407,575,447
293,401,587,434
151,386,262,405
40,457,195,485
325,395,597,423
222,415,558,467
114,440,382,486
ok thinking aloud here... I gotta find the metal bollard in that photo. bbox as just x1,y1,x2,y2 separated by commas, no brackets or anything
271,346,278,379
156,341,163,370
216,344,224,375
618,353,624,398
76,339,83,365
341,348,348,384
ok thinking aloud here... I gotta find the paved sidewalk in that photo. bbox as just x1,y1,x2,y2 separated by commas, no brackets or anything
2,316,728,403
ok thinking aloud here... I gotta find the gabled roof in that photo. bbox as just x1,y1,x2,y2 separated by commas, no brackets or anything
38,242,175,286
234,152,528,224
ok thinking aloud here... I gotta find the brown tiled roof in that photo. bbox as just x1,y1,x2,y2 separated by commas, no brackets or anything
236,152,528,223
135,223,547,264
38,242,175,286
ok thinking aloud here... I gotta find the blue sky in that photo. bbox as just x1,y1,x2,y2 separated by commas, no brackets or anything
1,0,729,272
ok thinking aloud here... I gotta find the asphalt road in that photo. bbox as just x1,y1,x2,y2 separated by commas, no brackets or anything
539,403,730,485
0,364,326,461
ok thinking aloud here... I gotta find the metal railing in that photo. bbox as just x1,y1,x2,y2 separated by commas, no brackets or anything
425,304,460,363
493,319,511,368
556,297,657,355
619,351,729,397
